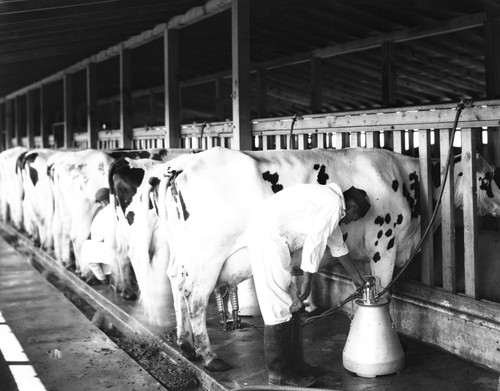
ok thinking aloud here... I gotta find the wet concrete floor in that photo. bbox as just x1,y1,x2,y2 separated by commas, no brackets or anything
1,230,499,391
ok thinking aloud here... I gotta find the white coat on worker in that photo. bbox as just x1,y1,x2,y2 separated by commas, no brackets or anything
248,182,350,325
80,204,117,280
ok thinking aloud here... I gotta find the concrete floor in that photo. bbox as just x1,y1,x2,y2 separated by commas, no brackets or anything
0,235,166,391
1,231,499,391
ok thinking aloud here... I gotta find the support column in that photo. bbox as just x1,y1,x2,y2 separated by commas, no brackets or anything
311,56,322,113
120,49,133,148
231,0,252,150
382,42,397,107
419,129,434,287
63,73,74,148
40,85,49,148
215,79,225,121
14,96,22,147
257,69,268,118
27,90,35,148
164,28,180,149
0,102,5,151
5,99,13,149
484,14,500,98
87,62,98,149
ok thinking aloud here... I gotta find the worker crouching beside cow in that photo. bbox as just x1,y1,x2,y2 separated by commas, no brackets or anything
248,183,370,387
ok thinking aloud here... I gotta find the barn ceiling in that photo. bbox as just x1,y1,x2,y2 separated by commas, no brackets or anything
1,0,500,120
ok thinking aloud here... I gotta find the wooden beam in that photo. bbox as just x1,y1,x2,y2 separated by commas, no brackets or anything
310,56,323,113
5,100,13,149
63,73,74,148
257,69,268,118
87,62,98,149
119,48,132,148
484,14,500,98
26,90,35,148
40,85,49,148
231,0,252,150
419,129,434,287
14,96,22,147
461,128,478,299
440,128,456,293
382,42,397,107
164,28,181,149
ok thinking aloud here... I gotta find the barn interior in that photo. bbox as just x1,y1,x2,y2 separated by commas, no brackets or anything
1,0,500,388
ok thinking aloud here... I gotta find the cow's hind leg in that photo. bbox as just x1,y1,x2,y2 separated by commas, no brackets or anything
183,278,231,371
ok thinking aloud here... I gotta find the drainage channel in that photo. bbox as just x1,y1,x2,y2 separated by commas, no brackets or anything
0,223,226,391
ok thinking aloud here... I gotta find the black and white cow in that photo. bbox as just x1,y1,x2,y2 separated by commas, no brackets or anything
88,146,500,371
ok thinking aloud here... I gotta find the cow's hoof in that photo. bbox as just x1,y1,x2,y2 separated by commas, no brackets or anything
179,342,198,361
204,358,232,372
121,289,137,301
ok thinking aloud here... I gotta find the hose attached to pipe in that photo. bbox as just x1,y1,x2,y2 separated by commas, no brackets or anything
303,98,473,325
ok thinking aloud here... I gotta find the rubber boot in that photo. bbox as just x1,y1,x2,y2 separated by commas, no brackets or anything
264,320,316,387
291,312,326,377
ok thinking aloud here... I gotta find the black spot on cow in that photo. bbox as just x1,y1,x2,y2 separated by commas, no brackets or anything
178,190,190,220
374,241,378,246
29,166,39,186
343,232,348,242
262,171,283,193
392,179,399,192
374,216,384,226
393,213,403,227
126,211,135,225
377,230,383,239
385,229,393,237
373,252,381,263
403,172,421,219
479,172,494,198
313,164,329,185
387,237,395,251
384,213,391,224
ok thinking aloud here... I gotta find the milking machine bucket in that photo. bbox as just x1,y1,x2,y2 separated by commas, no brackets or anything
342,276,405,378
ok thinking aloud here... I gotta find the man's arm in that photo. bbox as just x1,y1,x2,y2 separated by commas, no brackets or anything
337,253,364,288
298,271,312,301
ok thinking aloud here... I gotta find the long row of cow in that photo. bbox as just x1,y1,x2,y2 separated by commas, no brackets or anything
1,145,500,372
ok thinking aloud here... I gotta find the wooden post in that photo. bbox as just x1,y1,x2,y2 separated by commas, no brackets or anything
63,73,74,148
365,131,380,149
14,96,22,147
392,130,404,153
40,85,49,148
120,49,133,148
215,79,224,121
164,28,181,148
484,14,500,98
440,128,456,293
461,128,478,299
311,55,322,113
419,129,434,287
27,90,35,149
231,0,252,150
87,62,98,149
5,99,13,149
257,69,268,118
382,42,397,107
0,102,4,151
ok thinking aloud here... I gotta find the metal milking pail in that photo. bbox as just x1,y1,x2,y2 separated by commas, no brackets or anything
342,277,405,378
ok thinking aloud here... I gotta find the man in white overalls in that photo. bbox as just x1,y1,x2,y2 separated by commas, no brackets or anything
249,182,370,387
80,187,116,285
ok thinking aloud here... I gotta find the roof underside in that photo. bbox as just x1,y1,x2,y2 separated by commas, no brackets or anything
1,0,500,120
